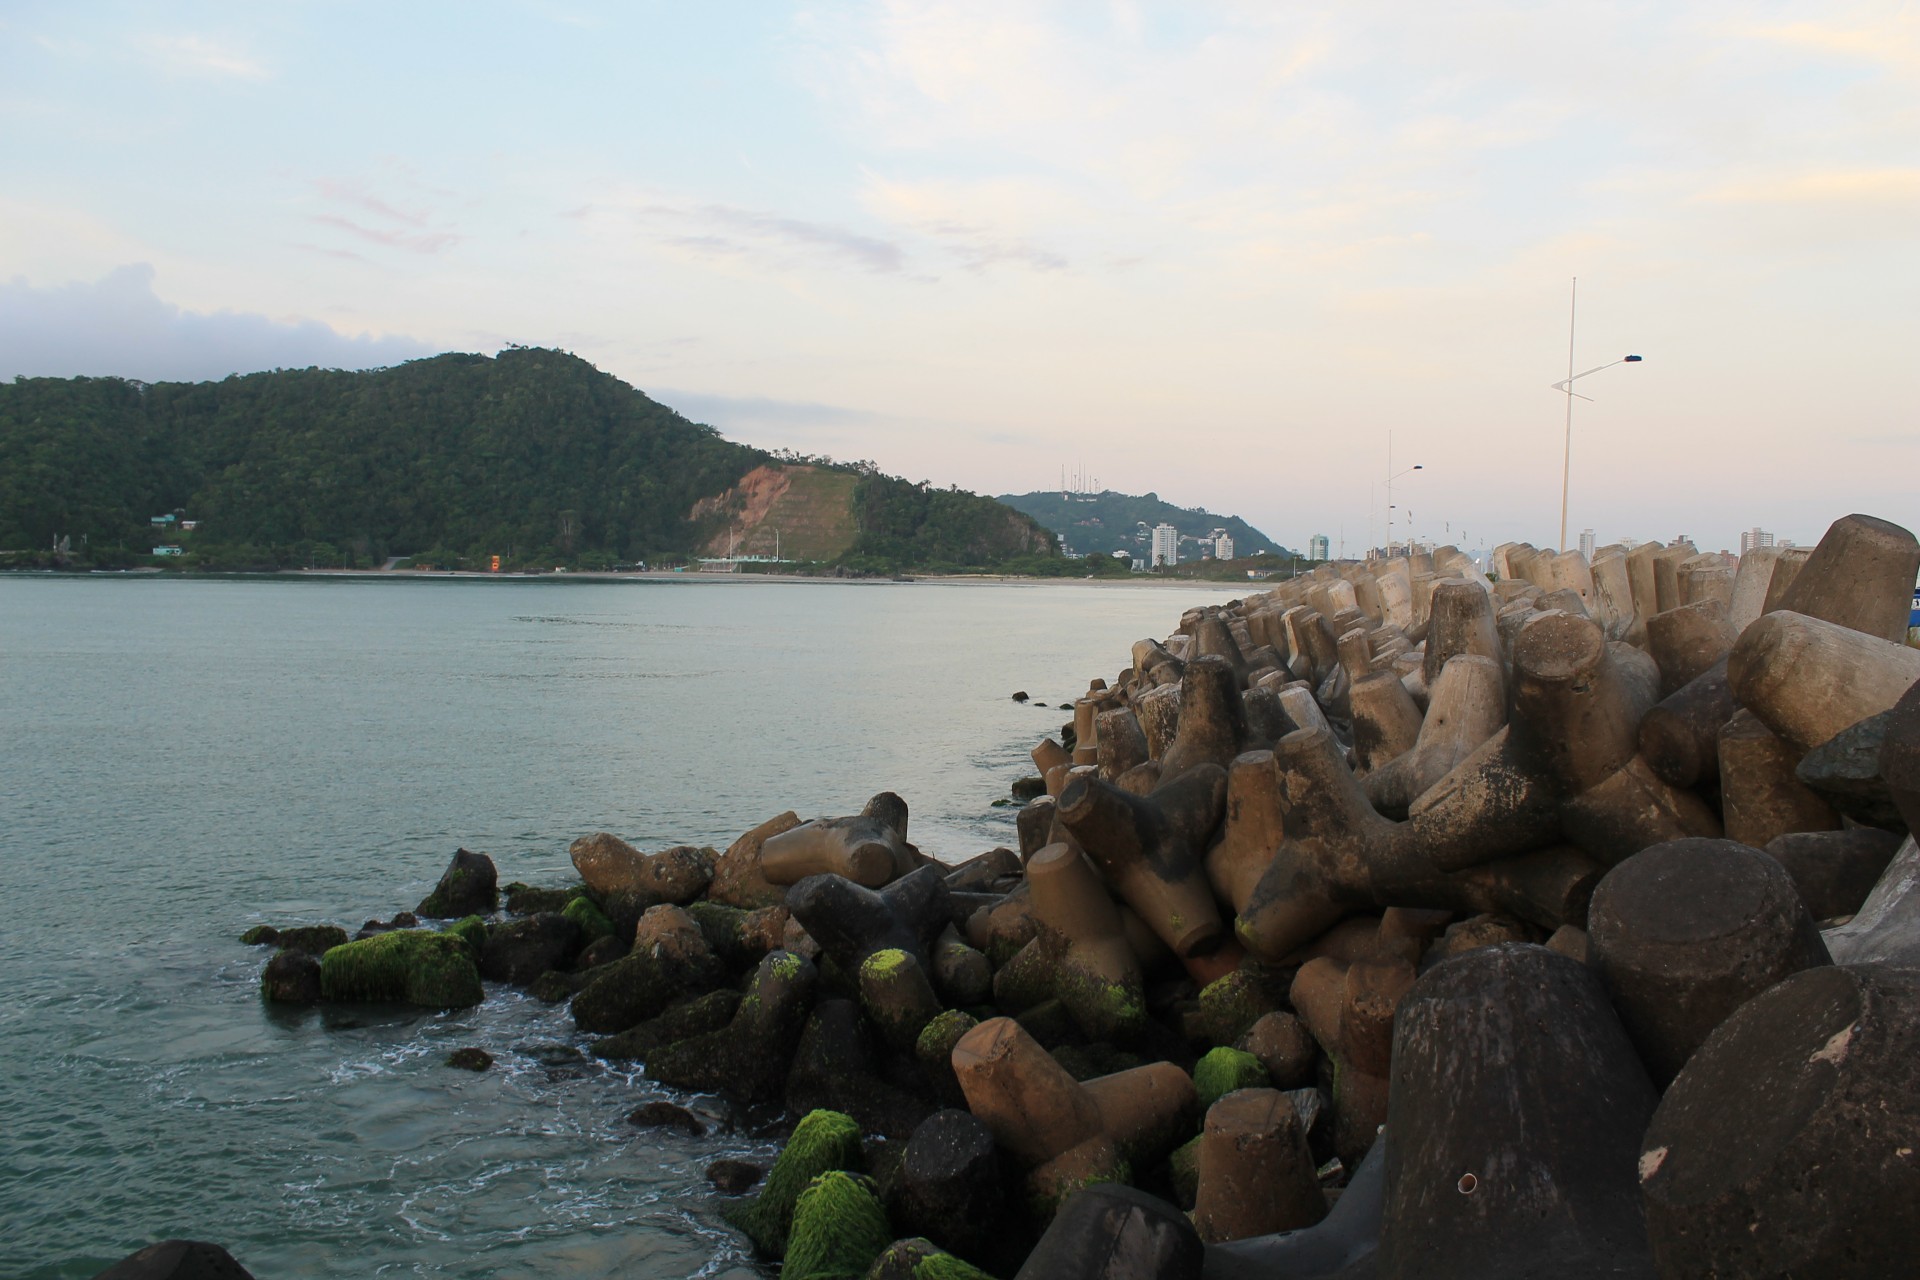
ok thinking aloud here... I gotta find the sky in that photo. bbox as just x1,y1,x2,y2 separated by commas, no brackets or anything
3,1,1916,555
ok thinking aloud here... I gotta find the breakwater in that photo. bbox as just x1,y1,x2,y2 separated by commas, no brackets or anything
190,517,1920,1279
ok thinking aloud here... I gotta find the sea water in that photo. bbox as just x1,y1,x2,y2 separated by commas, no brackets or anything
0,575,1239,1278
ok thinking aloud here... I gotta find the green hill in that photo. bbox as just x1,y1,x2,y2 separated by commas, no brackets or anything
997,489,1288,562
0,348,1057,574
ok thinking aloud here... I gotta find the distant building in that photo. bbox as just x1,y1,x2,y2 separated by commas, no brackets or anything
1740,527,1775,555
152,545,184,557
1309,533,1330,562
1151,523,1179,567
1213,532,1235,561
1579,529,1596,561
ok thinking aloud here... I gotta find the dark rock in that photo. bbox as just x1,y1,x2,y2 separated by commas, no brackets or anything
391,912,418,928
1012,691,1030,702
445,1047,492,1071
91,1239,256,1280
626,1100,705,1137
1882,679,1920,831
706,1158,765,1195
1379,944,1658,1280
1641,962,1920,1277
646,950,819,1103
239,925,279,946
573,933,627,972
529,970,588,1003
895,1109,1026,1275
479,912,581,986
590,987,741,1061
568,924,726,1034
869,1238,996,1280
1011,773,1045,801
503,882,578,915
942,847,1020,894
785,998,934,1139
1765,827,1906,920
266,924,345,955
415,848,498,918
260,949,321,1004
1016,1183,1203,1280
1796,709,1906,831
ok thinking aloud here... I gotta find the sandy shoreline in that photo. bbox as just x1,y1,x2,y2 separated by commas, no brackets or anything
62,567,1267,590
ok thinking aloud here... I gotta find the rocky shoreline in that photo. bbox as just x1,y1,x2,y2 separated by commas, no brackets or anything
103,513,1920,1279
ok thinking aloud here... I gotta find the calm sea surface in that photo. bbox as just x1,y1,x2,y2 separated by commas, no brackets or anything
0,575,1239,1279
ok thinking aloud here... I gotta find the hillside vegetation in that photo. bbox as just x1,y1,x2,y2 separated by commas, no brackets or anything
0,348,1056,574
998,489,1288,561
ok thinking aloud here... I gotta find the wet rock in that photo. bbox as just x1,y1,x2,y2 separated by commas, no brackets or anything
647,950,818,1103
260,949,321,1004
529,970,588,1003
415,848,498,919
626,1100,705,1137
1010,773,1046,801
724,1108,865,1258
91,1239,257,1280
867,1238,996,1279
479,911,581,986
1237,1012,1316,1090
573,933,626,972
893,1109,1024,1274
445,1047,492,1072
568,915,726,1034
1765,827,1905,921
785,865,953,978
785,1169,892,1280
503,882,577,915
706,1158,765,1195
590,987,741,1062
786,997,933,1139
318,930,483,1008
1202,1135,1385,1280
238,925,280,946
1192,1088,1326,1244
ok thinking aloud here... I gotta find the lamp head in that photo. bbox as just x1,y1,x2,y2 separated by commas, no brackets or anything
1623,354,1643,362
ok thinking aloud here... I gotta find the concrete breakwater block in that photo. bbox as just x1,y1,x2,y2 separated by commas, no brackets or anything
1640,963,1920,1277
1014,1183,1203,1280
1378,944,1658,1280
1588,837,1830,1085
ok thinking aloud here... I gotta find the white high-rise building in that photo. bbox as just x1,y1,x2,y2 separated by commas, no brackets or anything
1309,533,1330,562
1740,527,1775,555
1151,523,1179,567
1213,533,1235,561
1579,528,1596,561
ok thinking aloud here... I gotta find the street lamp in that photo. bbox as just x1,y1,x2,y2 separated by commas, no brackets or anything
1552,277,1642,552
1386,464,1422,553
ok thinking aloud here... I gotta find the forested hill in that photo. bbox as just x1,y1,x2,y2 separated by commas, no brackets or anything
0,348,1056,572
998,489,1288,560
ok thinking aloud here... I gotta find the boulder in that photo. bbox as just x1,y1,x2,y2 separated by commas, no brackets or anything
569,832,715,910
259,949,321,1004
318,930,483,1008
761,793,917,889
567,914,725,1034
643,951,818,1101
91,1240,256,1280
478,912,580,986
1823,836,1920,965
1796,709,1907,832
724,1108,864,1259
414,848,497,918
1015,1184,1203,1280
707,810,806,908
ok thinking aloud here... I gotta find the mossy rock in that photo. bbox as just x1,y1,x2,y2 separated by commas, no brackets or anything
415,848,498,919
286,924,350,955
318,930,484,1008
504,882,578,915
445,915,489,955
686,900,755,967
1198,968,1277,1045
783,1171,891,1280
240,925,280,946
590,988,741,1062
1050,1043,1144,1083
563,895,614,944
261,949,322,1004
1193,1046,1266,1110
725,1109,864,1258
1168,1134,1202,1210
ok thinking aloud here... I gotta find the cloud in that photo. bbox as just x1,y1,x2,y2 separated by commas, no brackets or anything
1746,17,1920,73
648,387,884,429
641,202,906,274
0,265,435,382
142,34,269,81
308,175,461,256
1695,168,1920,206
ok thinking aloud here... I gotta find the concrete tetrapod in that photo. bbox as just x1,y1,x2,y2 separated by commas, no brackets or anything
784,864,953,978
1202,1135,1385,1280
1717,709,1840,848
1420,581,1503,695
951,1016,1197,1214
1771,512,1920,644
1157,655,1255,782
1639,963,1920,1278
1726,610,1920,754
1377,944,1659,1280
1362,654,1506,819
1636,657,1735,789
892,1108,1026,1276
1587,837,1831,1087
1644,599,1738,698
1026,841,1149,1042
1055,763,1231,964
1190,1088,1327,1244
761,791,917,888
1013,1183,1204,1280
1290,954,1415,1168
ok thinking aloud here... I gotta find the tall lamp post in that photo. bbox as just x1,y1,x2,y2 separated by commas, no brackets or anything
1386,464,1423,553
1552,277,1642,551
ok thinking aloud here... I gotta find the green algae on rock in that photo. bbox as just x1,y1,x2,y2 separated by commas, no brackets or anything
562,895,614,943
782,1170,893,1280
1194,1045,1266,1109
724,1108,864,1259
318,930,483,1008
